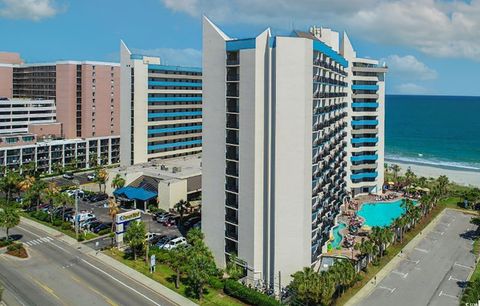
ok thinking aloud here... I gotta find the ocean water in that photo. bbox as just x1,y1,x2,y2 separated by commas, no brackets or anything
385,95,480,171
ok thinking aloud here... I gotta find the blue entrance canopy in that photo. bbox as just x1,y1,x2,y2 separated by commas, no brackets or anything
113,186,157,201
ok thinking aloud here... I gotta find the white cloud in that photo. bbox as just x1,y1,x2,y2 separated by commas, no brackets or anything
0,0,61,21
385,55,437,81
160,0,480,61
132,48,202,67
394,83,429,94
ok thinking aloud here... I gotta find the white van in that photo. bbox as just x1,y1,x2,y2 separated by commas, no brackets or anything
70,212,95,224
162,237,187,250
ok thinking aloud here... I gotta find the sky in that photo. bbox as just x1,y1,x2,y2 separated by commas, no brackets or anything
1,0,480,96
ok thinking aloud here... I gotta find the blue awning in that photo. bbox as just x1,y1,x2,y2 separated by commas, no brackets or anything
113,186,157,201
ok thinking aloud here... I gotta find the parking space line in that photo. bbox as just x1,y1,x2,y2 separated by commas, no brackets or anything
391,270,408,278
448,275,463,282
454,262,473,270
439,290,457,299
414,247,429,253
431,230,445,235
378,286,396,293
403,258,420,264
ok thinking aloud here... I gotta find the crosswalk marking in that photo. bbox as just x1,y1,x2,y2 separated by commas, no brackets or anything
24,236,53,246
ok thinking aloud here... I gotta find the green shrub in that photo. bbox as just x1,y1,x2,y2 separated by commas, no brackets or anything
61,222,72,230
0,239,12,247
31,210,49,222
7,243,22,252
78,236,85,242
98,228,111,236
52,219,62,227
208,276,224,290
224,279,281,306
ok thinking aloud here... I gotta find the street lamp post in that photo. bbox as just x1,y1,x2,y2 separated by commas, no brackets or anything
73,179,79,241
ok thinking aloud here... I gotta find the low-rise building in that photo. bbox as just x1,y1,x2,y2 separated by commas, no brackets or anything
107,154,202,211
0,136,120,173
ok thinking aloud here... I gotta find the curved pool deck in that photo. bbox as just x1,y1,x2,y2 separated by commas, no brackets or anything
357,199,417,227
331,222,346,248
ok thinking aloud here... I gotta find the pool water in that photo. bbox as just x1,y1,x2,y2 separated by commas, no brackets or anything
331,223,346,248
357,199,417,227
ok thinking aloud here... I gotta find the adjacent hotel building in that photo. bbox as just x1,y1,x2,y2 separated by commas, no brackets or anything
202,18,386,287
0,52,120,139
120,42,202,166
0,52,121,173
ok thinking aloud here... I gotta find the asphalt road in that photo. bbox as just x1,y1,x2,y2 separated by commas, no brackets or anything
44,172,93,188
0,222,178,306
356,210,477,306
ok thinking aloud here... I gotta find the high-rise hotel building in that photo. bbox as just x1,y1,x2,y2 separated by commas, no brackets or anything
120,42,202,166
202,18,386,287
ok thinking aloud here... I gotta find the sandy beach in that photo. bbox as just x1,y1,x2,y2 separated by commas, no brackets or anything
386,159,480,188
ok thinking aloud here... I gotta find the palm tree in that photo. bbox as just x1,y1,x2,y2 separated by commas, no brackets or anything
390,164,401,183
0,207,20,238
0,170,21,204
94,168,108,193
43,182,60,223
58,192,74,221
23,179,47,210
111,174,126,190
404,167,416,187
108,198,120,233
437,175,449,198
174,199,190,225
18,175,35,193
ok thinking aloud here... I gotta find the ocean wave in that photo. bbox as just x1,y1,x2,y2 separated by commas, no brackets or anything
385,154,480,172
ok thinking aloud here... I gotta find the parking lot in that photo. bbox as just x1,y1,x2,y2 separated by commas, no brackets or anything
44,172,95,188
356,210,476,306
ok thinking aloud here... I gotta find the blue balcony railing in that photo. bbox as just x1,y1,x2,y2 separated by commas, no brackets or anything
351,172,378,180
351,137,378,144
351,155,378,162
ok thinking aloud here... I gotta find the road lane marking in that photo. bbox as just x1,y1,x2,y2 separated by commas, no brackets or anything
431,230,445,235
439,290,457,299
28,276,68,306
69,274,119,306
454,262,473,270
80,258,162,306
404,258,420,264
18,226,73,255
414,247,429,253
392,270,408,278
378,286,396,293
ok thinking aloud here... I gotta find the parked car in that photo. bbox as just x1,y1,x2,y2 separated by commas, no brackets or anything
145,232,161,242
87,221,102,231
149,235,166,245
63,172,74,179
87,173,96,181
192,221,201,229
87,193,109,203
92,223,112,234
70,212,95,224
80,217,98,229
65,189,84,198
156,213,173,223
152,212,168,221
161,216,177,227
155,236,175,249
162,237,187,250
183,217,201,229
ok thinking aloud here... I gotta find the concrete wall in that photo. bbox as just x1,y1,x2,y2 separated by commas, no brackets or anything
202,17,229,268
0,66,13,98
158,179,187,211
55,64,77,138
28,122,62,138
272,36,313,284
120,41,132,166
0,52,22,64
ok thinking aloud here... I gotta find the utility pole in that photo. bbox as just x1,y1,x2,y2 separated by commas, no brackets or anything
73,179,79,241
278,271,281,301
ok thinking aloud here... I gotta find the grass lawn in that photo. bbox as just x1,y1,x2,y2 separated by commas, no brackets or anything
104,249,245,306
21,213,99,241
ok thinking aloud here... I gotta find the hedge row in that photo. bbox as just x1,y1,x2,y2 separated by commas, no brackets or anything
224,279,281,306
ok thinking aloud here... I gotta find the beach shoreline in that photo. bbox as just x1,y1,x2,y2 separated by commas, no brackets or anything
385,159,480,187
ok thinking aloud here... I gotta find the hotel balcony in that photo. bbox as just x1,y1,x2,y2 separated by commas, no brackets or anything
351,154,378,162
352,93,379,99
352,84,379,91
351,172,378,180
352,66,388,73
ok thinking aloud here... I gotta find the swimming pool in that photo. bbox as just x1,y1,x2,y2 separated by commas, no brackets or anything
357,199,417,227
331,223,346,248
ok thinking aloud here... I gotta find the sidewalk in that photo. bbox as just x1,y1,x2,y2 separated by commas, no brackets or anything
20,217,197,306
345,208,448,306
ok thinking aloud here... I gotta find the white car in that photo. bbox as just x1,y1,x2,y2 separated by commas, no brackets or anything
162,237,187,250
87,173,96,181
70,212,95,224
65,189,84,198
145,232,160,242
